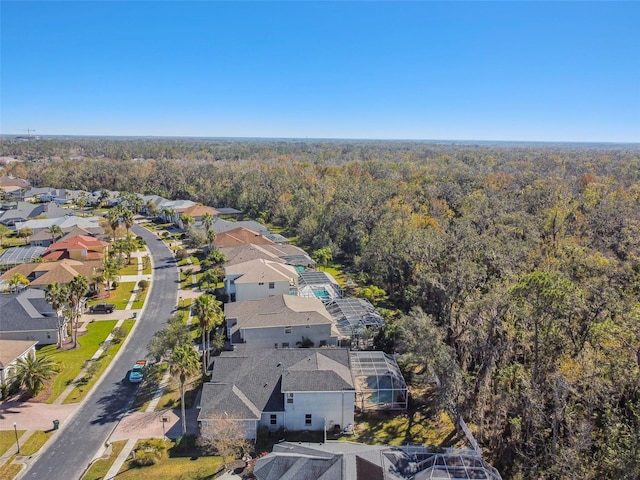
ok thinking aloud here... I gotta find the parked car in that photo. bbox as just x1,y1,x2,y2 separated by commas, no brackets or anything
129,360,147,383
89,303,115,314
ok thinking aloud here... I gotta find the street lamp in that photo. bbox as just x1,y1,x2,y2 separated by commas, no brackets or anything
13,422,20,454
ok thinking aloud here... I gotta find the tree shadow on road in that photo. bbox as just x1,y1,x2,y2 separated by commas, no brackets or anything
90,377,138,426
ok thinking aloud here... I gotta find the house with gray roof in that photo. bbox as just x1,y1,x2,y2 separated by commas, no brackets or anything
224,294,339,349
0,289,64,345
198,347,355,441
0,201,69,228
219,243,315,271
14,215,102,235
255,442,503,480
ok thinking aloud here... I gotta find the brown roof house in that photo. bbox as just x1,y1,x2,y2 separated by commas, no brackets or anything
0,339,37,387
42,235,109,262
0,259,102,291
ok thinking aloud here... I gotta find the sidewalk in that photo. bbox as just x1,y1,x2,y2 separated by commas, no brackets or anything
0,249,158,474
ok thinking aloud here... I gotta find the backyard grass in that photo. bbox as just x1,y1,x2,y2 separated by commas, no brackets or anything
0,430,24,457
352,409,456,447
86,282,137,310
63,320,135,404
82,440,127,480
40,320,117,403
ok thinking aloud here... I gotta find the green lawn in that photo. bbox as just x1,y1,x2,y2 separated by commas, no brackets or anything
189,255,200,265
113,442,224,480
40,320,117,403
82,440,127,480
178,299,193,324
0,430,24,457
118,262,139,276
131,286,150,310
18,430,55,456
63,320,135,404
0,458,21,480
86,282,137,310
0,430,57,480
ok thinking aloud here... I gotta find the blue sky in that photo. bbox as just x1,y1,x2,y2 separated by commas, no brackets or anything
2,1,639,142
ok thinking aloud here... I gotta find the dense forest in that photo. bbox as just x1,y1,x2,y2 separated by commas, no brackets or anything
2,137,640,479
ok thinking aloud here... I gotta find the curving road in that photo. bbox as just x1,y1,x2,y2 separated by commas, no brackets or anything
20,224,179,480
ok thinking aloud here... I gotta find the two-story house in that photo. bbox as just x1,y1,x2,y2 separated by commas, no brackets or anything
224,294,339,349
224,258,298,302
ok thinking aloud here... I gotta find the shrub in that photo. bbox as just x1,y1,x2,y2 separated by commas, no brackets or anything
111,280,119,289
132,438,167,467
112,326,127,344
175,248,188,260
138,279,149,291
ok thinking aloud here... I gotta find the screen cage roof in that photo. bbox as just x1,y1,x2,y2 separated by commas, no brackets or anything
351,351,408,410
0,246,46,268
327,297,385,337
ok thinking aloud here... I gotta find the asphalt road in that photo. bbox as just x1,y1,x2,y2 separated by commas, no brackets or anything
20,224,180,480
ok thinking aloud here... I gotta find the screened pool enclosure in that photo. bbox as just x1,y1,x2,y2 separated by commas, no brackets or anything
350,351,408,411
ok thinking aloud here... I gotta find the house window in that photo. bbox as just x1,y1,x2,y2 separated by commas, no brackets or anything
305,414,312,426
270,414,277,425
287,393,293,404
281,342,289,348
285,326,292,334
268,282,275,289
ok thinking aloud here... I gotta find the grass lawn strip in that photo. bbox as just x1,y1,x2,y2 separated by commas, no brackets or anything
41,320,117,404
86,282,137,310
82,439,127,480
131,287,150,310
0,430,23,456
63,320,135,404
0,458,21,480
114,439,223,480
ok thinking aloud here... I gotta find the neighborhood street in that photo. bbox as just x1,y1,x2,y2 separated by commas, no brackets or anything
19,224,179,480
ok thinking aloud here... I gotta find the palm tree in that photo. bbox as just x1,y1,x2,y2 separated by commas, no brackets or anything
12,354,58,398
102,256,120,297
180,214,194,231
67,275,89,348
192,294,223,376
121,207,134,235
48,224,63,243
106,206,123,240
0,224,10,247
8,273,29,292
46,282,68,348
170,345,200,436
201,213,215,251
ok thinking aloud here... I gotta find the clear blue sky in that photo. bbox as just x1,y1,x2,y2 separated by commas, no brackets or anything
2,1,639,142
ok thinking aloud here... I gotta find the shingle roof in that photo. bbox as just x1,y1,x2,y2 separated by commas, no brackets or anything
215,227,275,247
0,340,38,368
225,258,298,284
224,295,332,334
0,259,102,286
199,348,354,422
254,451,342,480
0,289,58,333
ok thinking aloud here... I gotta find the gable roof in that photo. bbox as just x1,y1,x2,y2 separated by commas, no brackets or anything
0,289,58,332
219,243,313,268
254,450,342,480
225,258,298,284
0,259,102,286
199,348,354,421
46,235,108,252
181,204,220,218
225,295,333,335
15,216,102,233
0,340,38,369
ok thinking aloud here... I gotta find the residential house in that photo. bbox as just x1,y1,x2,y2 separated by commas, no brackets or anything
254,442,503,480
180,204,220,227
198,347,355,440
0,339,37,387
219,243,315,271
0,176,30,195
224,294,339,349
41,235,109,262
224,258,298,302
0,259,103,291
14,216,102,235
29,224,106,248
214,227,276,249
212,218,289,243
0,289,62,345
0,202,69,228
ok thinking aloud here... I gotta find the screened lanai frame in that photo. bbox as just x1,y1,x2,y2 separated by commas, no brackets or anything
326,297,385,339
350,351,408,411
0,246,46,269
297,271,343,302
